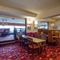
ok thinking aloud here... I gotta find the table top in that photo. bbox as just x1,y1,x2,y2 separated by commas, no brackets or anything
53,36,59,38
22,35,46,43
46,35,59,38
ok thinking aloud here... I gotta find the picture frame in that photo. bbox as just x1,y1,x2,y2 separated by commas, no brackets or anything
53,25,58,29
34,26,37,30
27,26,31,30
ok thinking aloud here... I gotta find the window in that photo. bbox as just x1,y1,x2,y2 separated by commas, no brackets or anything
0,25,26,34
38,22,48,29
0,17,26,34
0,25,14,33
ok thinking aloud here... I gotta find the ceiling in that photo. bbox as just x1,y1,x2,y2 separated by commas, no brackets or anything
51,15,60,20
0,11,25,19
0,0,60,14
43,15,60,22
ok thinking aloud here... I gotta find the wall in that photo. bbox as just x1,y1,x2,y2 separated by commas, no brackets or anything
49,22,55,30
26,19,55,32
26,19,56,32
38,18,56,30
54,20,60,30
27,18,38,32
48,19,60,30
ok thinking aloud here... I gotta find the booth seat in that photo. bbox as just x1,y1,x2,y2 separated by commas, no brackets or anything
0,28,10,37
26,32,38,37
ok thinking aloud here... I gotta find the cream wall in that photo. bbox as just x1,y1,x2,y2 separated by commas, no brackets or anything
27,18,38,32
26,18,56,32
45,18,55,30
54,20,60,30
38,18,56,30
48,22,55,30
48,20,60,30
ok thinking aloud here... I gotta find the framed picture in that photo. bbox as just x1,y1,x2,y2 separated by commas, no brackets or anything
53,25,58,29
34,27,37,30
27,26,31,30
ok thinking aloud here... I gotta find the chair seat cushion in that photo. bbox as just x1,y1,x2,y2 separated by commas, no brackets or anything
29,44,39,49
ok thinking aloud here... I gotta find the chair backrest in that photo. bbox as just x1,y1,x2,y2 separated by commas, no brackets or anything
27,37,35,47
27,37,33,42
41,33,46,40
17,35,20,40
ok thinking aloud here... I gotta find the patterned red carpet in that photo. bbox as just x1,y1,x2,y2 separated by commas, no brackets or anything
0,43,60,60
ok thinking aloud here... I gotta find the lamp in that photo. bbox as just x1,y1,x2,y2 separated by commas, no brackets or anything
51,23,54,26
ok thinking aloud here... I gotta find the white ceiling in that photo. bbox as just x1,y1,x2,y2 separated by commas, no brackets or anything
0,0,60,14
51,15,60,20
0,11,25,19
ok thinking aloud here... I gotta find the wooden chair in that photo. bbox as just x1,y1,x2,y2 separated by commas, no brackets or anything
23,38,29,49
16,35,20,43
27,37,40,56
40,32,46,53
16,35,25,47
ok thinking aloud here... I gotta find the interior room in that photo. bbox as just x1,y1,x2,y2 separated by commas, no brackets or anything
0,0,60,60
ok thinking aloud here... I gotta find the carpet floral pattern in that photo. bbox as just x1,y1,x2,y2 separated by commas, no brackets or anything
0,42,60,60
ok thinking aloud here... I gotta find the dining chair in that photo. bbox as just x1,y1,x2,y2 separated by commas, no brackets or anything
27,37,40,57
40,32,46,53
23,38,29,49
16,35,20,43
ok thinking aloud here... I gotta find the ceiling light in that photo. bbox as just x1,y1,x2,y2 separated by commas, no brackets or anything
51,23,54,26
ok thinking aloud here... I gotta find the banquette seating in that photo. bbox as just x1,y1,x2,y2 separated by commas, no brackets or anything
0,28,10,37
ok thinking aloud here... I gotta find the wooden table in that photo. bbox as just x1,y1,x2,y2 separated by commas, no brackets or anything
22,35,46,43
53,36,59,39
46,35,59,39
22,35,46,54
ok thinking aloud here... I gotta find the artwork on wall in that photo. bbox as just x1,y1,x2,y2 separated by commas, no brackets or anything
34,27,37,30
27,26,31,30
53,25,58,29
